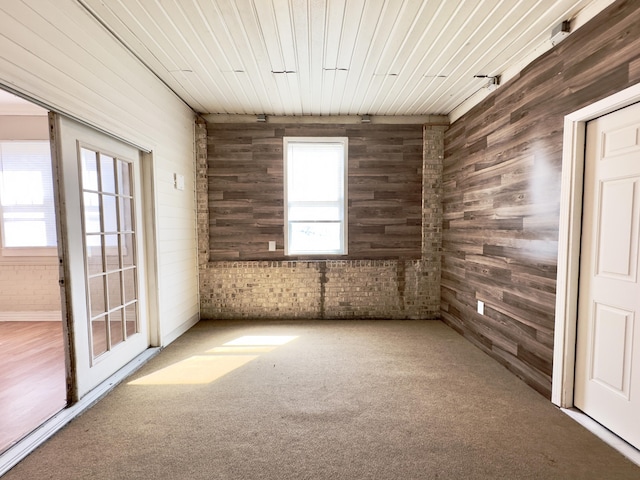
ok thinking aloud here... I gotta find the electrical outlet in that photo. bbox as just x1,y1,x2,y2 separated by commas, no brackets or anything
268,241,276,251
477,300,485,315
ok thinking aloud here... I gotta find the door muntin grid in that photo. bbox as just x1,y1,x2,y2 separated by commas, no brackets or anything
79,147,139,360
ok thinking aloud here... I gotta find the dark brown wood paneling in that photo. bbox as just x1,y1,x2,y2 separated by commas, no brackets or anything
442,0,640,398
207,123,423,260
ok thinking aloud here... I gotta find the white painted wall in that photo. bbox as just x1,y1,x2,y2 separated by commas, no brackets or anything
0,0,199,343
0,115,48,139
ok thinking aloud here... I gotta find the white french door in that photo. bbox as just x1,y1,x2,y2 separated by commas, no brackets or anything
574,101,640,449
50,114,149,400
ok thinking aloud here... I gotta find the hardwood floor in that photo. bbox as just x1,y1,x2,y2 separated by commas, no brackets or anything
0,322,66,453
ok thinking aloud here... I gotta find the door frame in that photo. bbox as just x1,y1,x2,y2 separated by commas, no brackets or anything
49,112,161,401
552,82,640,407
0,84,162,400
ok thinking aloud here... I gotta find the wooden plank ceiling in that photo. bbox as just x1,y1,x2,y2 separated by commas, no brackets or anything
78,0,601,117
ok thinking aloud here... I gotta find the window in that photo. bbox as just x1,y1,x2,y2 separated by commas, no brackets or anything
0,141,56,255
284,137,348,255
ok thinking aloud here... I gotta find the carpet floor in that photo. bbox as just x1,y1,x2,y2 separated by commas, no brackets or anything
5,319,640,479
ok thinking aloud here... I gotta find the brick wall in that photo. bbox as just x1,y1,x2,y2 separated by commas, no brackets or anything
0,263,61,313
200,259,437,319
198,120,446,320
422,125,445,314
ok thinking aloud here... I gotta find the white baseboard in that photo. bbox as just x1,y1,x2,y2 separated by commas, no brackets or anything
561,408,640,467
161,313,199,346
0,311,62,321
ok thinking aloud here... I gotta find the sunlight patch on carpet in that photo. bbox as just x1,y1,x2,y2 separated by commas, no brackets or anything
129,355,257,385
207,346,277,354
129,335,298,385
223,336,298,346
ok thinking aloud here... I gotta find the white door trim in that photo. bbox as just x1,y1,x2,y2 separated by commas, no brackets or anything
141,151,161,347
50,113,160,399
553,82,640,407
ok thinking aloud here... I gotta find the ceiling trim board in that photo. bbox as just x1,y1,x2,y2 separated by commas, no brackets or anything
203,113,448,125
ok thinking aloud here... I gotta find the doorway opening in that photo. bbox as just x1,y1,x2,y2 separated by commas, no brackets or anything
0,90,66,453
553,82,640,465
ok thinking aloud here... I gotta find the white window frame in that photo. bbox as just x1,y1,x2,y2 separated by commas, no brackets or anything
283,137,348,256
0,140,57,259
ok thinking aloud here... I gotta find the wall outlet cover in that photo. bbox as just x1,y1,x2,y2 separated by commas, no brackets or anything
174,173,185,191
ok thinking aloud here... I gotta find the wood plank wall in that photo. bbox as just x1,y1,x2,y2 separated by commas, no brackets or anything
207,123,423,260
442,0,640,398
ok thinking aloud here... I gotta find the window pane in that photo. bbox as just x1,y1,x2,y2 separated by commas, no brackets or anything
117,159,131,197
119,197,133,231
123,268,137,303
104,234,119,271
110,308,124,347
0,171,44,205
107,271,122,310
125,303,137,337
3,217,48,247
86,237,104,275
91,316,108,357
284,138,347,256
288,143,343,202
100,155,116,194
102,194,117,233
121,233,135,268
289,222,342,253
288,206,341,221
89,275,106,318
81,148,99,191
83,192,101,233
0,141,57,248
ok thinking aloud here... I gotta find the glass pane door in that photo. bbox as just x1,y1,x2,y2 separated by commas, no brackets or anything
50,113,149,399
80,148,139,361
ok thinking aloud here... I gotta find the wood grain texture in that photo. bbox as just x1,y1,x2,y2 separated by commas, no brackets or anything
0,322,66,453
207,123,423,260
442,0,640,398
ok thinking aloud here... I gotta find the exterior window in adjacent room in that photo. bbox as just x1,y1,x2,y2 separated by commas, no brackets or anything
0,141,57,256
284,137,348,255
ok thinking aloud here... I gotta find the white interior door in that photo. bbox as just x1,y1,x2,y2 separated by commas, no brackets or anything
575,101,640,449
50,113,149,400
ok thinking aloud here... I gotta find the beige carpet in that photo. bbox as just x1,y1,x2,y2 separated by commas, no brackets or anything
5,320,640,479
